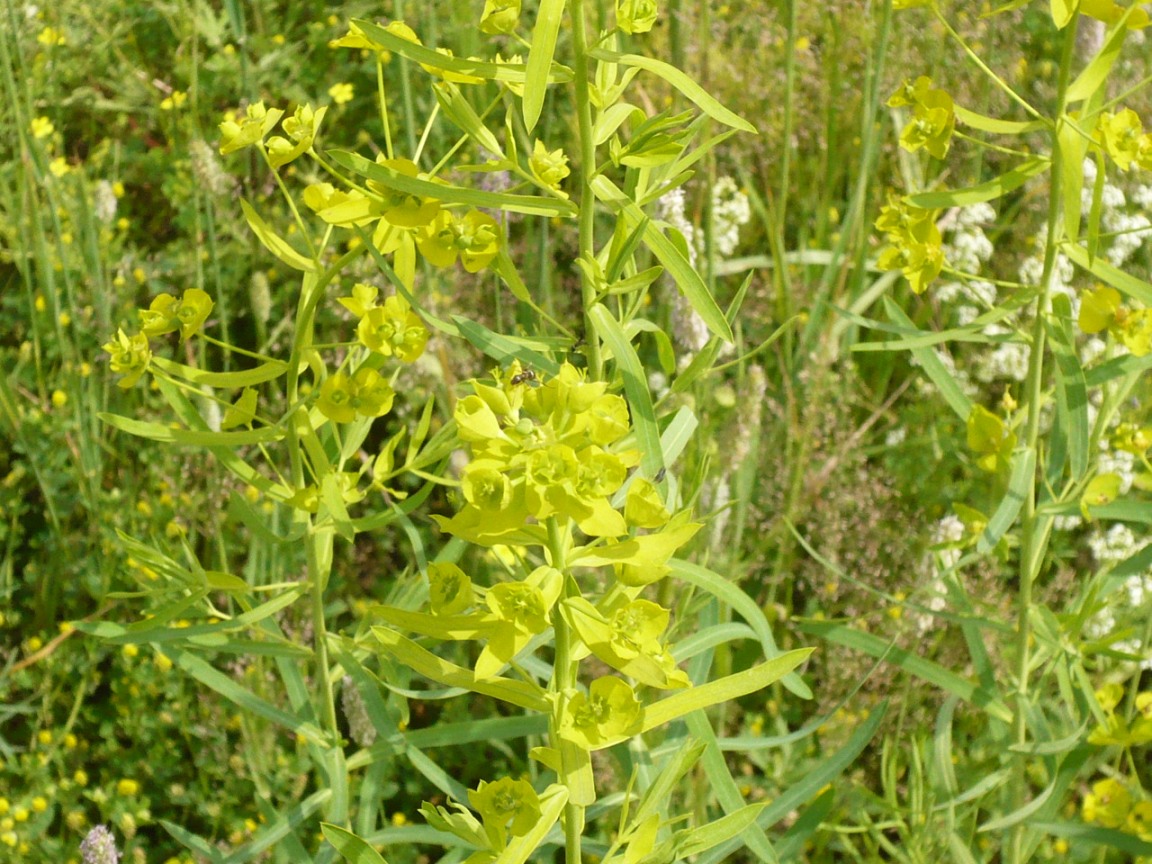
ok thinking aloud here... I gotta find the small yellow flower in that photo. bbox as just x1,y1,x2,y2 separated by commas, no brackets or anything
37,730,52,745
117,778,140,797
122,644,139,658
51,390,67,408
328,82,354,105
30,798,47,813
390,812,408,827
49,157,70,177
26,637,42,652
59,312,71,326
64,732,78,748
30,116,54,139
37,26,67,46
73,770,88,787
0,799,8,815
154,652,173,672
34,295,46,312
159,90,187,111
13,807,28,822
272,33,285,44
0,832,15,848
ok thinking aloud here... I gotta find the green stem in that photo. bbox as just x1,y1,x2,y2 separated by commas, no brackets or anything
1007,18,1078,864
547,518,583,864
570,0,603,381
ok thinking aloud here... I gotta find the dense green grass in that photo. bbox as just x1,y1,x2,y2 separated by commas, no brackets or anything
2,1,1152,863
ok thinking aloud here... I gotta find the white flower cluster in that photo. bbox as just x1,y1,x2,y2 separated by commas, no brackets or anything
943,202,996,274
1081,180,1152,267
930,514,965,572
709,176,751,258
93,180,118,225
656,187,697,265
1088,522,1146,564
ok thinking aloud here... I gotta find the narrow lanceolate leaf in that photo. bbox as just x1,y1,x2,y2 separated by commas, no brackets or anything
591,175,733,341
452,315,562,376
434,82,503,158
329,151,577,218
694,704,887,864
352,19,573,85
99,413,283,446
589,50,757,133
523,0,566,132
1058,115,1090,243
905,157,1048,209
1066,16,1129,103
321,823,389,864
1063,242,1152,305
954,106,1046,135
642,648,813,731
150,356,288,388
240,199,316,272
588,305,663,478
1047,296,1089,481
371,626,549,712
883,298,973,421
977,447,1035,554
798,619,1012,722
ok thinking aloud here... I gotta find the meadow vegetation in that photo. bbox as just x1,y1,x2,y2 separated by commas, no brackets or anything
1,0,1152,862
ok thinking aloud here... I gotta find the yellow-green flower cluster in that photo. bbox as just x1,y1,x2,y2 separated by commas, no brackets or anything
875,192,945,294
1087,683,1152,747
435,361,638,544
889,76,955,160
102,288,214,388
1079,284,1152,357
1099,109,1152,172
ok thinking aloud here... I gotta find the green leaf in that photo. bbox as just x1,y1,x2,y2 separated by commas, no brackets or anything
165,646,330,742
371,627,548,712
161,820,226,864
798,619,1012,722
684,712,777,864
223,790,332,864
433,82,503,157
352,19,572,86
150,356,288,388
674,803,770,858
99,412,283,446
669,558,811,698
328,151,577,218
694,704,887,864
904,157,1048,209
1058,114,1090,243
1066,17,1128,103
642,649,813,731
976,446,1034,554
321,824,389,864
240,199,316,272
523,0,566,132
1047,296,1090,481
452,315,561,375
954,106,1046,135
1063,242,1152,305
1050,0,1078,29
882,298,973,421
590,50,757,133
591,175,732,342
588,305,663,478
1033,821,1152,856
776,789,835,862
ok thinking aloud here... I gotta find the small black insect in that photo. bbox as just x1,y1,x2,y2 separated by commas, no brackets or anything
654,467,667,483
510,368,537,386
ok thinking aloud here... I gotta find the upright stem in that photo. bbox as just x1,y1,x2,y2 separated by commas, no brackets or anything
547,518,584,864
1006,18,1078,864
570,0,603,380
